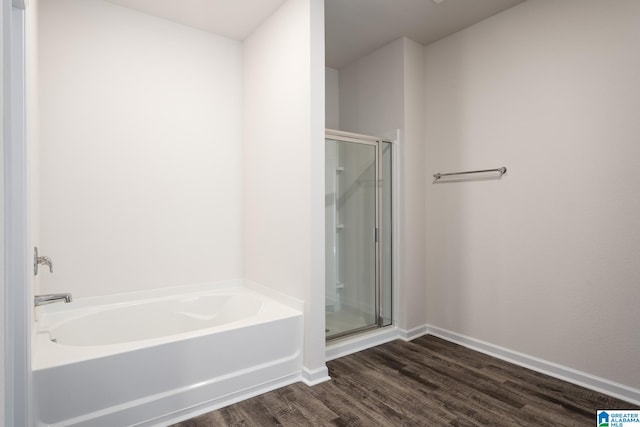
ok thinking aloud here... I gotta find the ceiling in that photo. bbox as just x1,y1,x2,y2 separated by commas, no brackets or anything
104,0,287,40
105,0,526,69
325,0,526,69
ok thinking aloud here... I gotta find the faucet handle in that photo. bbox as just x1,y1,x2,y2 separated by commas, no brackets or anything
34,247,54,275
41,256,53,273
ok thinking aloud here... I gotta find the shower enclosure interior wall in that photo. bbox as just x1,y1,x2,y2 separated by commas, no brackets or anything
325,130,393,340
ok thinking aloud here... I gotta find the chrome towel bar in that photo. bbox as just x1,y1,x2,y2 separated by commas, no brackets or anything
433,166,507,181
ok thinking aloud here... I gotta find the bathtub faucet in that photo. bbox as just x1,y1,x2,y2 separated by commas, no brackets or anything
35,293,73,307
34,247,53,275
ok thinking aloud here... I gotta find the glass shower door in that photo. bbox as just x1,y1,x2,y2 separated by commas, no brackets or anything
326,133,389,340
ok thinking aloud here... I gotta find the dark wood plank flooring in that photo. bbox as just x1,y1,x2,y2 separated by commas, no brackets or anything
172,335,638,426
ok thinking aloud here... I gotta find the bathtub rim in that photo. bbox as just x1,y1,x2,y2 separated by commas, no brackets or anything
33,282,303,371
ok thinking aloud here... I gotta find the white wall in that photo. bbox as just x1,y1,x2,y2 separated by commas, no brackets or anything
400,38,426,331
243,0,327,379
38,0,243,298
308,0,326,377
339,38,403,140
1,1,5,421
424,0,640,390
338,37,427,332
244,0,311,310
27,0,39,328
325,67,339,129
26,1,39,423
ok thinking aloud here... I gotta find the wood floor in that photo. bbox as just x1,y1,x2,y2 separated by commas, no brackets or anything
172,335,638,426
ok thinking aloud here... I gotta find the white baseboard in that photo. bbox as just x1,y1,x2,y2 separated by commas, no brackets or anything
398,324,429,341
301,366,331,386
326,327,401,361
425,325,640,406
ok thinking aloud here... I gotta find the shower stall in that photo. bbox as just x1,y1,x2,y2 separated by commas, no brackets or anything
325,130,393,340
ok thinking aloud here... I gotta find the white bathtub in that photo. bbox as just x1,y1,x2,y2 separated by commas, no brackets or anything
33,283,303,426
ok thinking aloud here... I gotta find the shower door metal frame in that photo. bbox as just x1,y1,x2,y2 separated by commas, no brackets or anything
326,129,392,341
5,1,33,424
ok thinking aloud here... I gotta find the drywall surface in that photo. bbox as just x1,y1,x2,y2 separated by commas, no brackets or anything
38,0,243,297
339,38,403,139
244,0,327,374
400,38,426,331
325,67,339,129
424,0,640,388
308,0,327,376
0,1,5,421
243,0,311,304
27,0,39,321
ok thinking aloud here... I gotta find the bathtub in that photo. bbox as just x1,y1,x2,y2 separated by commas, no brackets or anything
33,282,303,426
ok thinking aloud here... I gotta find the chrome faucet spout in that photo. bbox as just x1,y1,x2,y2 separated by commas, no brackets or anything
35,293,72,306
